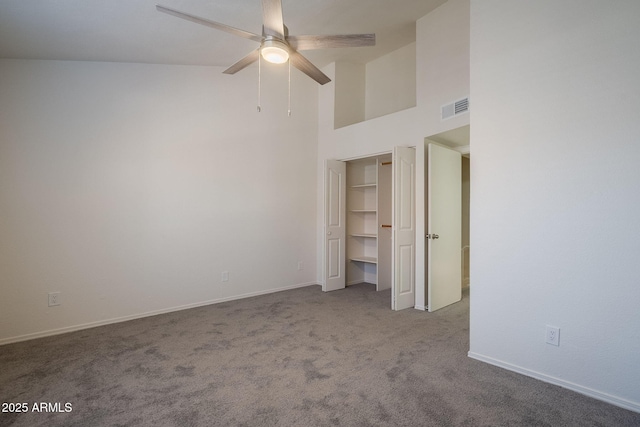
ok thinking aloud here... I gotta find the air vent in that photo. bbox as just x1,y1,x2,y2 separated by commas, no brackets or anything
441,96,470,120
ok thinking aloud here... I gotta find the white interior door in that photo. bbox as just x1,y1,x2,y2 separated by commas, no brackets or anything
324,159,346,292
427,143,462,311
392,147,416,310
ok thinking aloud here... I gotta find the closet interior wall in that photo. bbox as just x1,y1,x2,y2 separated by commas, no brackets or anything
346,154,392,290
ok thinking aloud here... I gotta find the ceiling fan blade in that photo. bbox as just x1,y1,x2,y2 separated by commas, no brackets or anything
261,0,285,39
223,49,260,75
156,5,262,43
287,34,376,51
289,50,331,85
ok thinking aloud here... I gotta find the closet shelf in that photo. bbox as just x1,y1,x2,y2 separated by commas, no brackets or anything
350,233,377,238
351,209,376,213
351,183,377,189
350,256,377,264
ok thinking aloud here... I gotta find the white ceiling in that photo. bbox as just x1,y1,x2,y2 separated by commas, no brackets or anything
0,0,447,68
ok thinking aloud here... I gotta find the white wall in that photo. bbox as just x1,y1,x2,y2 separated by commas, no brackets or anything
417,0,470,135
365,42,417,121
334,62,366,129
0,59,319,343
316,0,470,309
333,42,417,129
318,0,470,161
469,0,640,411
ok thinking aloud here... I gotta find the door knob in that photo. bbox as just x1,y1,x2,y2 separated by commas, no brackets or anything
426,234,440,239
327,231,332,235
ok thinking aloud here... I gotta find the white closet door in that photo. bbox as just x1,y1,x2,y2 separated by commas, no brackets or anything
427,144,462,311
324,159,346,292
392,147,416,310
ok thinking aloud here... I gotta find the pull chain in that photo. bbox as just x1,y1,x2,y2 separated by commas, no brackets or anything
257,54,292,116
287,59,291,117
257,53,262,113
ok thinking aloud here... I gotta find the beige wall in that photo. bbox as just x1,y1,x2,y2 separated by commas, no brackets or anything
0,60,319,343
333,42,417,128
469,0,640,411
461,156,470,286
334,62,366,129
365,42,417,121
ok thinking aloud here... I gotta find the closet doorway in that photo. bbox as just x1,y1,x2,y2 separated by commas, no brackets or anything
345,154,392,291
324,147,416,310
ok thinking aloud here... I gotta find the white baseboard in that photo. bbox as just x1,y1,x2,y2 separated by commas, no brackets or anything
0,282,320,346
414,304,427,311
468,352,640,414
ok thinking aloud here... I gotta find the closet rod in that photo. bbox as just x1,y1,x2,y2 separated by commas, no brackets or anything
381,224,392,228
381,161,392,166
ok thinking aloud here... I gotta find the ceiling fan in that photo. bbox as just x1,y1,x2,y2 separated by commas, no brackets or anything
156,0,375,85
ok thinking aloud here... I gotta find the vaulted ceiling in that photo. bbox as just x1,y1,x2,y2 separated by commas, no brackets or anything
0,0,446,68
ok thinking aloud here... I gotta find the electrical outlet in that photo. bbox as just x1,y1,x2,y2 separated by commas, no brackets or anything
297,261,304,271
48,292,61,307
221,271,229,282
546,325,560,346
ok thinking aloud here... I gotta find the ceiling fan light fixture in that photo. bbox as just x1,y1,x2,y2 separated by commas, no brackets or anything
261,38,289,64
157,1,372,85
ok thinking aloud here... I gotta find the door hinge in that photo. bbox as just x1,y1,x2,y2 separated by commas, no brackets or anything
426,234,440,239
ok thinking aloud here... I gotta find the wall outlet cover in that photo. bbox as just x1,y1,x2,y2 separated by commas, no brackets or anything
48,292,61,307
546,325,560,346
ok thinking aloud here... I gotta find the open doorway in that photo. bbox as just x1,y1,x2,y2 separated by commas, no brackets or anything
424,125,470,310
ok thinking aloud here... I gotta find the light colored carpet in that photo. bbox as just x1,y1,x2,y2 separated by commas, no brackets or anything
1,283,638,426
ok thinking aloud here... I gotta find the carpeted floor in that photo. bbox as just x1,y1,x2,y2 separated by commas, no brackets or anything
1,283,639,426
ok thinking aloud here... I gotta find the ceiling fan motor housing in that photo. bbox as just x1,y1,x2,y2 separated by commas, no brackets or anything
261,37,290,64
